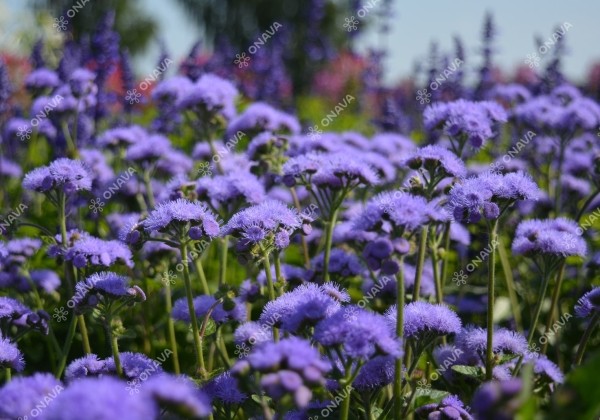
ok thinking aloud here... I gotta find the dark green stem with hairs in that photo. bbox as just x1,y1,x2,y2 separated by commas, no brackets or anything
485,220,498,381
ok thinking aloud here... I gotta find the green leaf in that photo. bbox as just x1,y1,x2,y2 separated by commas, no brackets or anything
414,390,450,408
451,365,484,378
497,353,519,364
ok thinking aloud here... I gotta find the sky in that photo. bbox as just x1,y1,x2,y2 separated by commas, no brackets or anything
2,0,600,85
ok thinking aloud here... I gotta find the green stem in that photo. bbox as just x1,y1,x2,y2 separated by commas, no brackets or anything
56,314,78,378
575,312,600,365
430,235,442,304
542,260,566,354
323,209,339,282
411,226,429,302
199,299,223,379
219,236,228,286
514,266,552,375
164,280,181,375
498,237,523,332
181,242,205,377
274,251,283,296
576,189,600,223
485,221,498,381
394,259,405,420
194,258,210,295
143,167,156,209
104,315,123,377
440,222,451,289
262,251,279,342
77,314,91,354
290,187,311,268
5,367,10,382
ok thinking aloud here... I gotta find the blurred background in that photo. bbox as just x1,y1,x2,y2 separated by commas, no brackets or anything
1,0,600,126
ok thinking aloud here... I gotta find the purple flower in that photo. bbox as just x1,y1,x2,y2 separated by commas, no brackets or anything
403,144,467,178
315,307,402,360
142,374,213,417
196,171,265,209
305,249,363,283
456,326,528,362
471,379,523,420
353,355,396,391
232,337,330,409
178,73,238,120
125,133,172,164
354,192,436,233
386,302,461,340
105,352,163,381
226,102,300,137
203,372,247,404
97,125,147,148
416,395,474,420
234,322,273,347
42,376,157,420
222,200,307,252
574,287,600,318
512,218,587,258
65,354,110,382
0,335,24,371
172,295,245,325
23,158,92,193
143,199,220,240
259,283,343,332
64,235,133,268
25,68,60,91
72,272,145,313
449,171,540,222
0,373,63,419
424,99,507,148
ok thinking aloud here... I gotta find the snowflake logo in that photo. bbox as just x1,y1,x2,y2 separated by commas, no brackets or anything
560,236,577,258
196,162,213,177
488,161,505,175
525,53,541,69
308,125,322,141
343,16,359,32
16,126,32,142
234,343,251,358
596,128,600,137
89,198,105,214
53,307,68,322
526,342,540,357
416,89,431,105
234,53,251,68
125,89,141,105
53,16,68,32
417,378,431,394
161,270,177,286
452,270,468,286
378,195,396,214
344,306,358,322
126,379,141,395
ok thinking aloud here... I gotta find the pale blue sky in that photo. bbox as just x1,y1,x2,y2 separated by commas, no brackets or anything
3,0,600,85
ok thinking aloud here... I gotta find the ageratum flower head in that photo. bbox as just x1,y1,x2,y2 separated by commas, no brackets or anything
65,354,110,382
449,171,540,223
0,335,24,372
282,152,380,190
353,355,396,391
354,192,440,234
177,73,238,120
314,306,402,360
97,125,147,148
71,272,145,314
142,374,213,418
0,296,48,335
259,283,344,332
574,287,600,318
143,199,220,241
23,158,92,194
41,376,157,420
203,372,247,405
223,200,309,256
227,102,301,138
24,68,60,91
471,379,523,420
196,170,265,211
172,295,245,325
455,326,528,363
416,395,473,420
105,352,163,381
232,337,330,409
424,99,507,148
0,373,63,419
512,218,587,258
305,248,363,283
403,144,467,179
385,302,461,341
